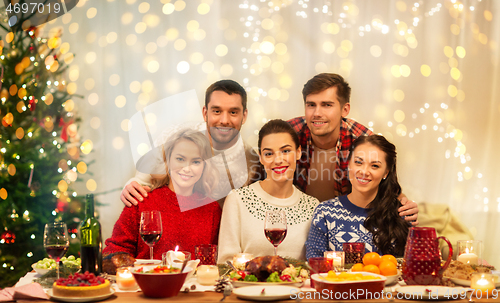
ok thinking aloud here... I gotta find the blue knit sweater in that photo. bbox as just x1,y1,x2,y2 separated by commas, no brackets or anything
305,195,376,260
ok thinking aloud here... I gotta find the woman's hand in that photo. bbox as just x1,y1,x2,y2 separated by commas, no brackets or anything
398,195,419,226
120,181,151,207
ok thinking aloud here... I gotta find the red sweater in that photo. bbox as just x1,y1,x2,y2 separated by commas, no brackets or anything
104,186,222,259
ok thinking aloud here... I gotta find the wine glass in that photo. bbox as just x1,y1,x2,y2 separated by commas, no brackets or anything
264,210,287,256
140,210,163,260
43,222,70,279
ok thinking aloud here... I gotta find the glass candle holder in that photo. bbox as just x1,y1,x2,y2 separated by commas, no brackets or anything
324,251,345,269
116,267,139,291
342,242,365,264
471,273,497,297
308,257,332,288
457,240,482,265
232,253,253,270
195,244,217,265
197,265,219,285
162,250,191,268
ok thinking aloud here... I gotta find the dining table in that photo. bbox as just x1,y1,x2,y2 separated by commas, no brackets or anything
14,272,500,303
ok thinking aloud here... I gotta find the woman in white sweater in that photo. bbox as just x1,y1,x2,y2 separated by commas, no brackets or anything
217,119,320,263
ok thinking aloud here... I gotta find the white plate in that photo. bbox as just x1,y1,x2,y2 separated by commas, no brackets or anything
232,280,303,288
134,259,161,266
396,286,468,300
47,289,115,303
384,270,402,285
233,285,301,301
32,263,50,275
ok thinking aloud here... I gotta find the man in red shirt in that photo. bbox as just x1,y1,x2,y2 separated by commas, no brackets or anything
288,73,418,223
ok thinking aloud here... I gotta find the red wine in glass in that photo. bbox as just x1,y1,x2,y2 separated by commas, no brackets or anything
140,211,163,260
264,210,287,256
140,232,162,246
46,245,69,260
265,229,287,246
43,222,69,279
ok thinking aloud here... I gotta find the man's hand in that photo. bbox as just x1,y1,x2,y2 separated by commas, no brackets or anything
120,181,151,207
398,195,419,226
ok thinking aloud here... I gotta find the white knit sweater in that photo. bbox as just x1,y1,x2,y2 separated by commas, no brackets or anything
217,181,320,263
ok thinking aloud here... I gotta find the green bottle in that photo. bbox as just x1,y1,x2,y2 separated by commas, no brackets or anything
79,194,102,274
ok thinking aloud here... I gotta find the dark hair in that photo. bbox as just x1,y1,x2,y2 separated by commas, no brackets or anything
302,73,351,106
205,80,247,111
258,119,300,153
348,135,408,256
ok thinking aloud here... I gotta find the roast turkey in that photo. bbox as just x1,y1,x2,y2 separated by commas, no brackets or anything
244,256,289,281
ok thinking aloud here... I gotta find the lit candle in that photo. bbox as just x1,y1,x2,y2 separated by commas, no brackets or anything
197,265,219,285
232,253,253,270
457,252,479,265
116,267,138,290
471,273,496,296
324,251,344,268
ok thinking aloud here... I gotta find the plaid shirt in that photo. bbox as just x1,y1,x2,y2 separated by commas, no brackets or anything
287,117,373,196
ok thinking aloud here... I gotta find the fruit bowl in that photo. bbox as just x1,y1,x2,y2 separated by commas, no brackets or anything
32,263,51,275
384,270,402,285
131,265,191,298
311,272,386,299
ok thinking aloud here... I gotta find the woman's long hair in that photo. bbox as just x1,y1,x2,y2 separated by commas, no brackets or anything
348,135,409,256
150,129,218,196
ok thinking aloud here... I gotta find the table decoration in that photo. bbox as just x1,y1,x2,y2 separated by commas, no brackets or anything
324,251,344,269
232,253,253,270
342,242,365,264
457,240,482,265
115,267,138,291
471,273,497,296
197,265,219,285
194,244,217,265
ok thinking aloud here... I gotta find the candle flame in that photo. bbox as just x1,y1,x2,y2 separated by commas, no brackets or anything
175,245,179,252
465,247,469,254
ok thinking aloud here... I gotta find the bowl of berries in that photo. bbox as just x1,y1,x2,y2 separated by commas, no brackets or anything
131,265,190,298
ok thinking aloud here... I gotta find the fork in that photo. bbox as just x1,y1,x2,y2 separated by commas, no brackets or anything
220,284,232,301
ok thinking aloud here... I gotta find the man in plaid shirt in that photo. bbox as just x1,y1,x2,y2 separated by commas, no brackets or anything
288,73,418,223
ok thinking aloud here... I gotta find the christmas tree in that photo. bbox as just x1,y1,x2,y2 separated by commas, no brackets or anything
0,13,87,287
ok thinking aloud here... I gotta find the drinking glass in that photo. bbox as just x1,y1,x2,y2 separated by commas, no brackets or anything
194,244,218,265
43,222,69,279
140,211,163,260
264,210,287,256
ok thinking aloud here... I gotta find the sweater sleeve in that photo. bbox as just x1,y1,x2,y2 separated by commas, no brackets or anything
124,171,152,188
305,205,330,260
103,205,140,257
217,190,242,264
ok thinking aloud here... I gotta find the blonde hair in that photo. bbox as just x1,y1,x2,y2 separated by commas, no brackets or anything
150,129,218,196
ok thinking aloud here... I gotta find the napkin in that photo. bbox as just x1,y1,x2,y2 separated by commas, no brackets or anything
0,283,48,302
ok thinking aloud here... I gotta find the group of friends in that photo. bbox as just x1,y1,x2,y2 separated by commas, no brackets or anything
103,73,420,262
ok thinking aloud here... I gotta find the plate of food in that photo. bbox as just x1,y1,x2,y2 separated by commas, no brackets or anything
229,256,307,288
32,256,81,275
48,289,115,303
443,260,498,287
233,285,301,301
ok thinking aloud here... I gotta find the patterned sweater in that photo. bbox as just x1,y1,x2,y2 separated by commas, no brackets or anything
217,181,320,263
305,195,375,259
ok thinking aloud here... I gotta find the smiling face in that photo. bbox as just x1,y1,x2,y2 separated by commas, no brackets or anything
348,142,389,199
168,139,205,196
304,86,350,142
259,132,301,183
202,90,248,150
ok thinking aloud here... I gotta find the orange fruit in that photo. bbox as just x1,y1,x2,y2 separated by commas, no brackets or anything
362,252,382,266
351,263,364,272
362,264,380,275
379,260,398,276
380,254,397,266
